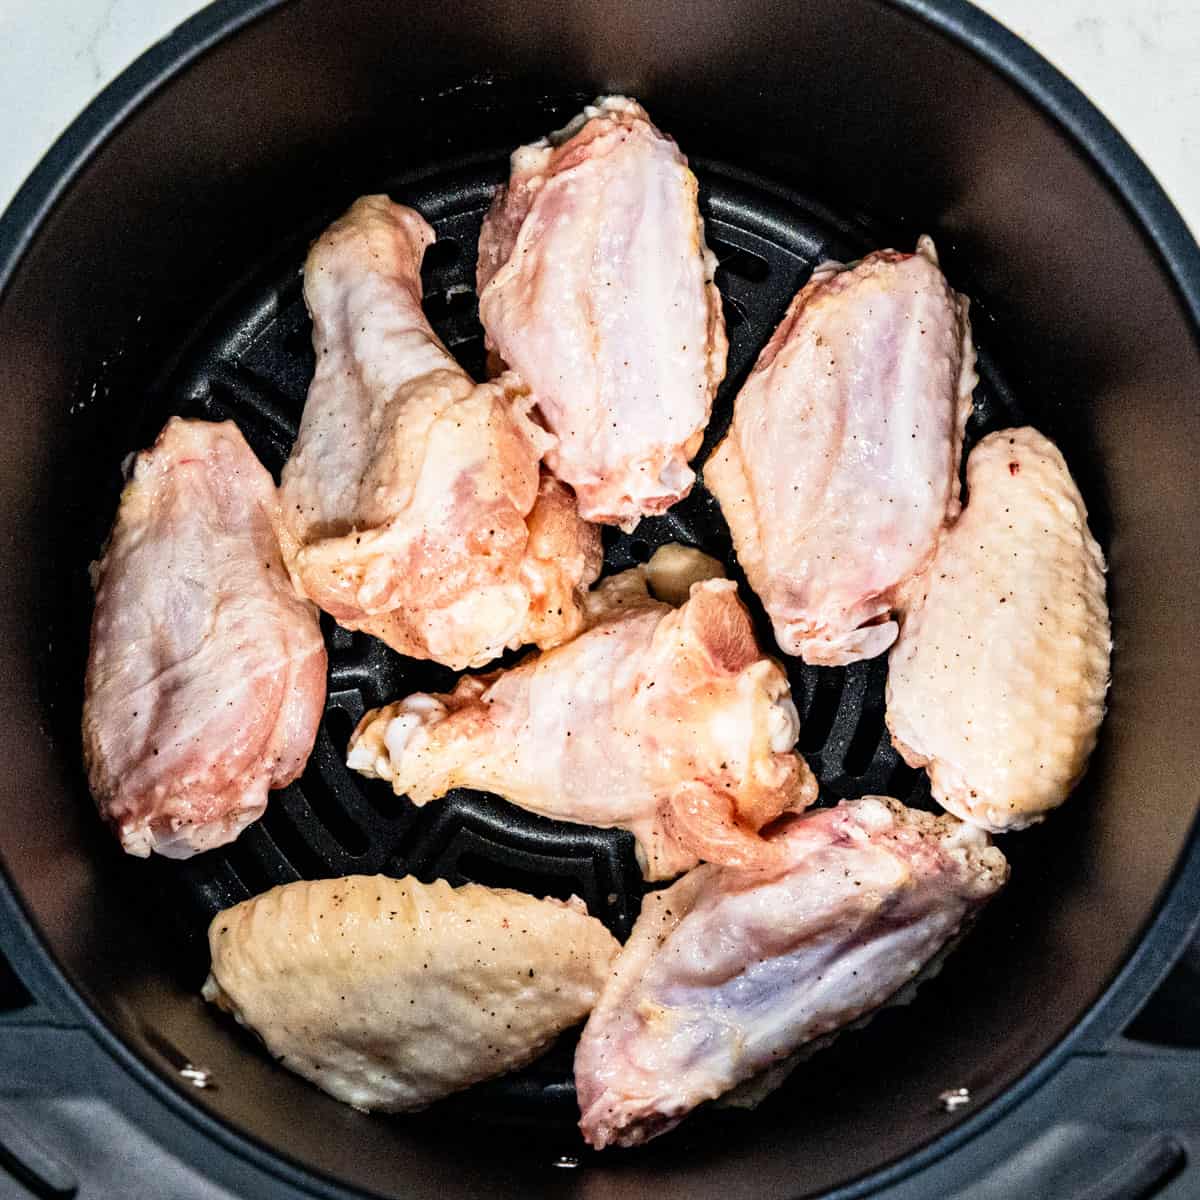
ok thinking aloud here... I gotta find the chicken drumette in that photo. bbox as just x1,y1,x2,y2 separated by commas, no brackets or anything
279,195,600,670
348,570,816,880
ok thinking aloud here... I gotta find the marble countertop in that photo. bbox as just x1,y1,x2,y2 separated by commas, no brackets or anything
1,0,1197,235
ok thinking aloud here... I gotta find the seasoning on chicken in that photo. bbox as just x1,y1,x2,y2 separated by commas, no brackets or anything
886,427,1111,831
706,237,975,666
83,418,326,857
203,875,620,1111
278,195,601,670
575,797,1008,1148
477,97,727,529
347,570,816,880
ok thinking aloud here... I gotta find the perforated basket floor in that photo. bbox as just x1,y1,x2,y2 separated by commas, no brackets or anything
144,150,1020,1122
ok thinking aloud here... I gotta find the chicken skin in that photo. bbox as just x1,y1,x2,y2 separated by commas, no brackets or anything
203,875,619,1111
886,427,1111,831
348,571,816,880
706,237,975,666
278,195,600,670
477,97,727,529
575,797,1008,1149
83,418,326,858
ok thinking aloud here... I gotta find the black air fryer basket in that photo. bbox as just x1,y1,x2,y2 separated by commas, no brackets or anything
1,1,1199,1198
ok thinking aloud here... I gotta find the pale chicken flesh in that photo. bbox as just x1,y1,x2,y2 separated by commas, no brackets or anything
203,875,619,1111
706,237,976,666
477,96,727,529
278,195,601,670
574,797,1008,1148
886,427,1111,831
82,418,327,858
348,572,817,880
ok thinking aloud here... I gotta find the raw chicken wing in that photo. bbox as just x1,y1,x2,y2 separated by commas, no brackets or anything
203,875,619,1111
348,572,816,880
886,427,1111,831
706,237,975,665
477,97,727,528
642,542,726,607
83,418,326,857
278,195,600,669
575,797,1008,1148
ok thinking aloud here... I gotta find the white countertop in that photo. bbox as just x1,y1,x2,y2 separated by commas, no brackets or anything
1,0,1197,235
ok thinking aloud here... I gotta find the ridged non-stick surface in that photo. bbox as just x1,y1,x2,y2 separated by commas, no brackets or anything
153,154,1019,1119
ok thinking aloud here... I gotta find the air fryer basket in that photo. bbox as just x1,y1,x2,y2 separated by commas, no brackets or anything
1,1,1199,1198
